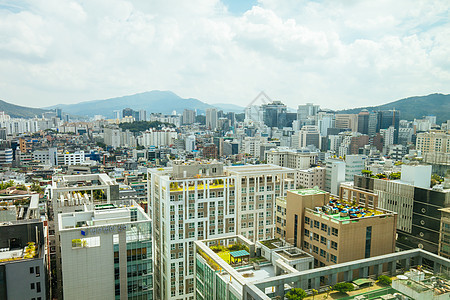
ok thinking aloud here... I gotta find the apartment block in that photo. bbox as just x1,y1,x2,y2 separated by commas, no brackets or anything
439,207,450,259
224,164,297,242
265,148,317,169
297,166,326,190
416,130,450,154
149,162,236,300
325,159,346,195
284,186,397,268
0,220,47,300
58,200,152,300
149,162,296,300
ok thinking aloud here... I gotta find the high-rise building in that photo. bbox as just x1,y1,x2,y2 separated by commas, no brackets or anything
262,101,288,128
283,186,397,268
377,110,400,144
357,110,370,134
0,219,47,300
416,130,450,154
354,166,450,255
149,162,236,300
325,159,346,195
265,148,317,169
205,108,218,130
58,200,152,300
439,207,450,259
296,125,320,149
182,109,196,125
49,174,120,299
138,109,147,122
335,114,358,132
148,162,297,299
297,103,320,127
344,154,367,181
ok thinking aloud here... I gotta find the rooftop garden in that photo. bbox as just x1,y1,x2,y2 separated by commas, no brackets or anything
0,242,37,263
318,197,385,221
260,238,282,249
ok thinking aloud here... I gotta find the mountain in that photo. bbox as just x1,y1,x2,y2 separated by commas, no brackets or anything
0,99,48,118
47,91,216,118
212,103,245,113
338,93,450,124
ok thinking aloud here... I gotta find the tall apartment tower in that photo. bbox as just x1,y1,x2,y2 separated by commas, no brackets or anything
148,162,297,300
205,108,218,130
149,162,236,300
182,109,196,125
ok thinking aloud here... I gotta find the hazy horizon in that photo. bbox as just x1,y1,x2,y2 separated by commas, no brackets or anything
1,0,449,109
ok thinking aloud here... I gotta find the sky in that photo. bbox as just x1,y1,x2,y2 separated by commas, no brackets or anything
0,0,449,110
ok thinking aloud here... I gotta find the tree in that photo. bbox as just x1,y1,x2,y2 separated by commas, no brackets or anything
312,289,318,299
361,170,372,177
332,282,354,294
285,288,308,300
378,275,392,286
389,172,401,180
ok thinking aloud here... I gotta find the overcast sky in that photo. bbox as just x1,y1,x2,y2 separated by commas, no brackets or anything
1,0,449,109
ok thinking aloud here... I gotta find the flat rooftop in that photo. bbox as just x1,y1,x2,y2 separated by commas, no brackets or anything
290,188,327,196
59,200,150,231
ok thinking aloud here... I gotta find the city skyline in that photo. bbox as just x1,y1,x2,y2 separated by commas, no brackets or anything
1,0,449,109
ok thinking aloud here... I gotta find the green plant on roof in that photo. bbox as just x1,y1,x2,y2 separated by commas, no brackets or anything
378,275,392,286
332,282,354,294
285,288,307,300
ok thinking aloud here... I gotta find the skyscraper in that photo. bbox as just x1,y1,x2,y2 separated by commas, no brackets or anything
377,110,400,144
262,101,288,128
297,103,320,127
205,108,218,130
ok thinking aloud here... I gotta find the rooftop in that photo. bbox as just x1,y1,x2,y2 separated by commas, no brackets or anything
290,188,327,196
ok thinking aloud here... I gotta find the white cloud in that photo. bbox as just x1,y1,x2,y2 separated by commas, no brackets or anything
0,0,449,110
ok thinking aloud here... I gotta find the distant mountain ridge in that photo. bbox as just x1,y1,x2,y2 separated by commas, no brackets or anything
46,90,216,118
1,91,448,121
338,93,450,124
0,99,48,118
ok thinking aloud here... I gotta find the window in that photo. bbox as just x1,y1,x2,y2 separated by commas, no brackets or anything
331,227,338,237
36,282,41,293
241,205,246,211
242,187,247,193
304,229,310,236
258,204,264,209
320,249,326,258
320,236,327,245
31,283,35,290
321,223,328,232
259,186,264,192
305,217,310,225
198,203,204,209
314,220,320,229
249,187,254,193
313,246,318,254
303,241,310,249
331,241,338,250
330,254,337,263
30,267,34,274
313,233,319,241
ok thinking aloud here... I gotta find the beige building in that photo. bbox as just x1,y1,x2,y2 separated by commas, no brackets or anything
283,186,397,268
297,166,326,190
416,130,450,154
335,114,358,132
265,148,317,169
439,207,450,259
